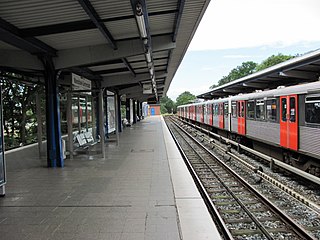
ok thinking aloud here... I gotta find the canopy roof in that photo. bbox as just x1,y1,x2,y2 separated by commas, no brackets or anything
198,49,320,100
0,0,210,102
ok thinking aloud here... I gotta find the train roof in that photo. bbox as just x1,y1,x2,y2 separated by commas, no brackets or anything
177,81,320,107
198,49,320,100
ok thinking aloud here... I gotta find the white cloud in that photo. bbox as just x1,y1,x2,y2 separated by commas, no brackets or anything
201,66,214,71
223,55,253,59
189,0,320,51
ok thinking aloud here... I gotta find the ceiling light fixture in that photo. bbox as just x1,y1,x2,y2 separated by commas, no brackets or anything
135,2,147,39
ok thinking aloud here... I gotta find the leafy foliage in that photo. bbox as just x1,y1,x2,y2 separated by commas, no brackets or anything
160,96,175,114
210,54,294,89
255,53,295,72
176,91,196,106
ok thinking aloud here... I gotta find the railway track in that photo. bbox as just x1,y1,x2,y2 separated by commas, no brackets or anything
165,116,318,240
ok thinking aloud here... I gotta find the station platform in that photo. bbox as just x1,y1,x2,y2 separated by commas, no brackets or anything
0,116,221,240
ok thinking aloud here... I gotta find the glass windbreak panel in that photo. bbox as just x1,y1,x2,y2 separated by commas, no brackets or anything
224,103,228,117
0,101,5,185
289,97,296,122
255,99,265,120
80,97,87,131
246,100,255,119
232,102,237,118
281,98,287,122
59,94,68,134
266,98,277,122
72,97,79,131
305,96,320,124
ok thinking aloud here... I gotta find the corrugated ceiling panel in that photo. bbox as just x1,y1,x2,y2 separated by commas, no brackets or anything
127,55,145,62
37,29,106,50
0,41,19,50
149,13,175,35
89,63,125,71
105,19,139,40
146,0,178,12
130,62,147,69
154,59,168,66
0,0,88,29
153,51,170,58
90,0,133,19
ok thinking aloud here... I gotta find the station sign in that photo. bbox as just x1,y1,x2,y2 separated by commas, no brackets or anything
143,83,152,94
72,73,91,91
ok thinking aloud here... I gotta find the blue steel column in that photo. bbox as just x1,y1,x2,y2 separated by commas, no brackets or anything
41,56,63,168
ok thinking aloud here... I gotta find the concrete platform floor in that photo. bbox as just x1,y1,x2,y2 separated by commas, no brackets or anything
0,116,220,240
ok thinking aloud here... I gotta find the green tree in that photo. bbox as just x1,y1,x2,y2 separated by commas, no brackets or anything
176,91,196,106
210,61,257,88
255,53,295,71
160,96,175,114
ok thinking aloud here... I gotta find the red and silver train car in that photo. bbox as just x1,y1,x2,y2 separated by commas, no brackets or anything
177,81,320,174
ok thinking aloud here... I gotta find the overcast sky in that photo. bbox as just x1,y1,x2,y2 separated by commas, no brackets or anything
167,0,320,100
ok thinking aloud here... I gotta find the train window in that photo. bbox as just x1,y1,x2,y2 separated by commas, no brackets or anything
255,99,265,120
281,98,287,122
305,96,320,124
224,103,228,117
246,100,255,119
232,102,237,118
289,97,296,122
266,98,277,122
214,104,219,116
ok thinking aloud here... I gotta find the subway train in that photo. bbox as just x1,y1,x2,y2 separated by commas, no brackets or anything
177,81,320,175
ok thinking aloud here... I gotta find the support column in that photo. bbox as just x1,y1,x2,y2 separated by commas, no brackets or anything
136,101,140,121
117,94,122,132
36,88,43,158
126,98,131,126
140,102,144,119
0,185,5,197
114,93,120,145
67,92,73,160
133,100,137,124
41,56,63,168
99,89,106,159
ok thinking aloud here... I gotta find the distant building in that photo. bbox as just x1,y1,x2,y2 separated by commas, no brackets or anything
148,104,161,116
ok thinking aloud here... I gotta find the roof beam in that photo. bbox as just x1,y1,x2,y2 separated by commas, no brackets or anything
94,67,129,75
279,70,319,80
122,58,136,77
55,35,176,69
101,71,167,87
242,82,268,89
0,18,56,56
77,0,117,50
172,0,185,42
21,10,178,37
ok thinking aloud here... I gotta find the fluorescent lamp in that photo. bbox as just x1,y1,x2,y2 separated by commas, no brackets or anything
135,3,147,38
145,50,151,63
149,66,154,75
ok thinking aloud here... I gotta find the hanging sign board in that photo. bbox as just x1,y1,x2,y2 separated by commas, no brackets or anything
72,73,91,91
143,83,152,94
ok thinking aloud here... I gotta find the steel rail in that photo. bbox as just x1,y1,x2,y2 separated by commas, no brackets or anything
167,116,317,240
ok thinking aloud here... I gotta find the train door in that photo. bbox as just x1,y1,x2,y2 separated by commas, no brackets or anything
237,101,246,135
280,95,298,151
208,104,213,126
219,103,224,128
200,105,204,123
